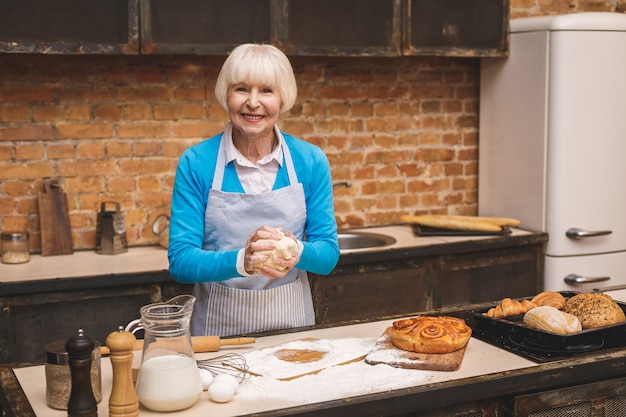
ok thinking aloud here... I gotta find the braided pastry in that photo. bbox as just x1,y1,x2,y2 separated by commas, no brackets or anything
484,298,537,319
390,316,472,354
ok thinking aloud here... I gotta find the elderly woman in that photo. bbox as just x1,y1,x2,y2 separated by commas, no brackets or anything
168,43,340,337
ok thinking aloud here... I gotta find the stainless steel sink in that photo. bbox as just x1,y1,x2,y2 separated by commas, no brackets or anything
337,231,396,252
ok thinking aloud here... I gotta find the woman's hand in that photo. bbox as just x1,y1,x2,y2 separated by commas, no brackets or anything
244,226,299,278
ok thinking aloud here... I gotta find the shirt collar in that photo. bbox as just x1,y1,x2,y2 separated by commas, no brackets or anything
223,122,284,168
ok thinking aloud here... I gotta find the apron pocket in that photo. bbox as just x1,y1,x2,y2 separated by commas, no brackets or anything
205,279,308,336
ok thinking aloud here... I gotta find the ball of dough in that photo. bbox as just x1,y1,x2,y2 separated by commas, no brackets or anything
253,230,298,271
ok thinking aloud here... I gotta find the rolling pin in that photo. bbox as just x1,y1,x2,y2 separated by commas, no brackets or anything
100,336,255,355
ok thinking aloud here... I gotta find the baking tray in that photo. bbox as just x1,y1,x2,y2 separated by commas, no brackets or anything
470,292,626,362
411,224,511,236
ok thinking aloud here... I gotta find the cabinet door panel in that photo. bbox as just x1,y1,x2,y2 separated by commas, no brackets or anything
275,0,402,56
0,0,138,54
309,258,433,324
140,0,270,54
403,0,508,57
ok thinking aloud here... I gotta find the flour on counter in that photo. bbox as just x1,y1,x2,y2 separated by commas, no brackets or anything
236,337,431,404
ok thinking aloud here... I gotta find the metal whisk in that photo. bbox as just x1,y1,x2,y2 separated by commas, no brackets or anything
197,353,252,383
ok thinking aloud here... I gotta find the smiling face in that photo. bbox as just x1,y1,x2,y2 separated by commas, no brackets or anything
227,83,282,142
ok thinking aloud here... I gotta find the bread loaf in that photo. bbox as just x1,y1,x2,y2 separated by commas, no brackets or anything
523,306,582,334
485,298,537,319
562,293,626,329
253,230,298,271
531,291,566,309
390,316,472,354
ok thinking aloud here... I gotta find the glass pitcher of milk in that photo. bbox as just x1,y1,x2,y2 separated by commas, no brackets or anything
130,295,202,412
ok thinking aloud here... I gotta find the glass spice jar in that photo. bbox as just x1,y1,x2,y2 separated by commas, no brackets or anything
1,231,30,264
44,339,102,410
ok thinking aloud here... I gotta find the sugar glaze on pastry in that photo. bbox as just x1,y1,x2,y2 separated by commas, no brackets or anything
390,316,472,354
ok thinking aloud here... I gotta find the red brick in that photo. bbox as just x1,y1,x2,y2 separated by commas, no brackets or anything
56,123,113,139
0,125,53,141
15,144,45,160
1,105,31,122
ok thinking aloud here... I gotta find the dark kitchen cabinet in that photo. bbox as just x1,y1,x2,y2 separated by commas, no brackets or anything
403,0,509,57
0,0,508,57
0,271,174,364
310,257,435,325
513,376,626,416
139,0,271,55
310,231,546,325
273,0,402,57
0,0,139,54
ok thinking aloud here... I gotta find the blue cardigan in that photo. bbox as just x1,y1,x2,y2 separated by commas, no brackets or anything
168,132,340,283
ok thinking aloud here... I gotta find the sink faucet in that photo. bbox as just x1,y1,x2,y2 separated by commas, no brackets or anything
332,181,352,190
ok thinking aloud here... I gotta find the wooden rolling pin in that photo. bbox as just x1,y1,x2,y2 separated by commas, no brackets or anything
100,336,255,355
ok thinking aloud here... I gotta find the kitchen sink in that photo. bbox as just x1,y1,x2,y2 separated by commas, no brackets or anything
337,231,396,252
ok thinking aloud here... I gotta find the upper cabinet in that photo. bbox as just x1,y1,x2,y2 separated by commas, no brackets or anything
0,0,508,57
272,0,402,57
403,0,509,57
140,0,271,54
0,0,139,54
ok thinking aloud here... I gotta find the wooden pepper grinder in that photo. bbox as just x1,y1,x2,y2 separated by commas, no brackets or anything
106,327,139,417
65,329,98,417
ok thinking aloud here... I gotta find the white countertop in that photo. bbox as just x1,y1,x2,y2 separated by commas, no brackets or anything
0,246,169,283
14,317,538,417
0,225,535,283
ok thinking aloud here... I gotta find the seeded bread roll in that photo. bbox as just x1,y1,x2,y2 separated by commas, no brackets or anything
562,293,626,329
390,316,472,354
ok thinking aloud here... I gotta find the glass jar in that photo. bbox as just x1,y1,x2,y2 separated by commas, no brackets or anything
44,339,102,410
1,231,30,264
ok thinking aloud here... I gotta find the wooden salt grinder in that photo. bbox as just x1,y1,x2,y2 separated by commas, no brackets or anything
66,329,98,417
106,327,139,417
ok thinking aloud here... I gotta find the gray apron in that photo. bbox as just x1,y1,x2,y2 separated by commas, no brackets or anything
191,135,313,336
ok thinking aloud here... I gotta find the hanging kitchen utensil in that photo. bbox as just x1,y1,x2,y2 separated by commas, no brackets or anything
95,201,127,255
38,179,73,256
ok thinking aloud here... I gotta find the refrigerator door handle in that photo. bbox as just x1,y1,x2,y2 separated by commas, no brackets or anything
565,228,612,240
564,274,611,285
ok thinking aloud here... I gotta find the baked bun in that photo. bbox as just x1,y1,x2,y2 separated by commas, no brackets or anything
253,230,298,271
485,298,537,319
390,316,472,354
523,306,582,334
531,291,566,309
562,293,626,329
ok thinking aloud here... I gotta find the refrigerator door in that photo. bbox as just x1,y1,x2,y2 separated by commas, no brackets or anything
545,252,626,291
479,13,626,258
544,29,626,257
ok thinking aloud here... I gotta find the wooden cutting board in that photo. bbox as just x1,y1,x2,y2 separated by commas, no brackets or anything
364,328,467,371
38,180,73,256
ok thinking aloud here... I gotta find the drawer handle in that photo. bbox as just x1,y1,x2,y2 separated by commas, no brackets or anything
564,274,610,285
566,228,612,239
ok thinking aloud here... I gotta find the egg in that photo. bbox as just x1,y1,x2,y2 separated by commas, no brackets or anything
213,373,239,391
208,381,235,403
198,368,214,390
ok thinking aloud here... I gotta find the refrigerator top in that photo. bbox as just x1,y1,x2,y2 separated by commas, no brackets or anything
510,12,626,33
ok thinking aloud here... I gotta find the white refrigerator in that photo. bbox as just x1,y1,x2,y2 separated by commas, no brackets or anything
478,12,626,291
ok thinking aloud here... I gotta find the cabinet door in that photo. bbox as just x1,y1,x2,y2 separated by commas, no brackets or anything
273,0,402,56
403,0,508,57
438,245,543,307
0,0,139,54
514,376,626,416
140,0,270,54
0,285,160,364
309,258,434,325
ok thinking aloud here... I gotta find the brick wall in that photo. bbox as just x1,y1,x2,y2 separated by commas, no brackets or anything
1,1,624,252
